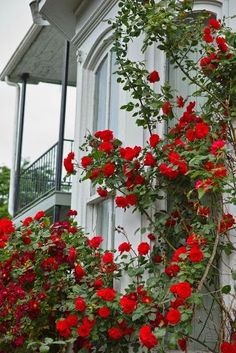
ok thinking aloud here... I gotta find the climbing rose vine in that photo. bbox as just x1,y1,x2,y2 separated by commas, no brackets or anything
1,0,236,352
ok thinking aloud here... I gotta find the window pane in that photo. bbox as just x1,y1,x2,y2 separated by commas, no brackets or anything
95,199,115,249
94,55,108,132
108,51,119,135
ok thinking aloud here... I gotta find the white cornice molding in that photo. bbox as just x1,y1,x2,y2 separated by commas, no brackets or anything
71,0,118,49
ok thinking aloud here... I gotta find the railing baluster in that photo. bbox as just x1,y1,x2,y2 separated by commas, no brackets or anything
17,139,73,213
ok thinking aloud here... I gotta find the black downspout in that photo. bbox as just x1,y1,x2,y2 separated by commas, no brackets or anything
53,40,70,222
13,73,29,216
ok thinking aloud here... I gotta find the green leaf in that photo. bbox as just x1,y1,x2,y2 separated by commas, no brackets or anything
232,271,236,281
222,285,231,294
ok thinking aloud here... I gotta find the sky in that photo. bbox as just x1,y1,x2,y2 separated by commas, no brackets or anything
0,0,75,167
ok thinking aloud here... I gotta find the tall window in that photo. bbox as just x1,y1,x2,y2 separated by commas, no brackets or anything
87,50,119,247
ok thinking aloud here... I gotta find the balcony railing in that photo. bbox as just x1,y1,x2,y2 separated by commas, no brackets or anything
17,139,73,213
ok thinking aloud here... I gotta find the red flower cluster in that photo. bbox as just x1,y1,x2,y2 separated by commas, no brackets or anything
115,194,137,208
219,213,235,233
139,325,158,349
0,218,15,248
96,288,116,301
64,152,75,174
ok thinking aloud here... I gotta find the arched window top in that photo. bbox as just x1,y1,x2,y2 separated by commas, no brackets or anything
193,0,223,18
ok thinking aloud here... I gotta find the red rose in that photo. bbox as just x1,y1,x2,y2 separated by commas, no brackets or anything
66,315,78,327
115,196,128,208
75,297,86,312
96,288,116,301
102,252,114,264
95,129,113,141
216,36,228,53
74,264,86,280
118,242,131,254
176,95,184,108
22,217,33,227
97,187,108,197
126,194,137,206
137,242,150,256
98,141,114,154
64,152,75,174
139,325,158,349
108,327,123,340
147,70,160,83
147,233,156,241
178,338,187,351
170,282,192,299
102,162,115,177
149,134,160,148
34,211,45,221
162,101,172,115
67,209,77,216
172,246,187,262
166,309,181,325
56,319,71,338
88,236,103,249
186,128,196,142
165,264,180,277
68,247,77,263
120,295,137,314
93,278,104,288
81,156,93,168
188,246,204,263
221,342,236,353
77,324,91,337
208,18,221,30
98,306,111,318
144,152,156,166
159,163,179,180
195,122,209,139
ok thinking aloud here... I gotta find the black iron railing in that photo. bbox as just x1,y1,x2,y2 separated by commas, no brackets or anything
17,139,73,213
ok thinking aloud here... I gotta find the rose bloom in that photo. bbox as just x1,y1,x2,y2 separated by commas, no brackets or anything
22,216,33,227
170,282,192,299
178,338,187,351
165,264,180,277
75,297,86,312
120,295,137,314
166,309,181,325
108,327,123,340
126,194,137,206
162,101,172,115
93,278,103,288
97,187,108,197
147,70,160,83
66,315,78,327
221,342,236,353
144,152,156,166
172,246,187,262
118,242,131,254
98,141,114,154
81,155,93,168
34,210,45,221
115,196,128,208
137,242,150,256
102,162,115,177
74,264,86,280
88,236,103,249
96,288,116,301
56,319,71,338
139,325,158,349
149,133,160,148
177,95,184,108
98,306,111,318
102,252,114,264
77,324,91,338
195,122,209,139
95,129,113,141
208,18,221,30
188,246,204,263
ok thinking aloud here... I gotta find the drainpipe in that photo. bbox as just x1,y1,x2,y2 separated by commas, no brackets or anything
5,76,21,216
53,40,70,222
14,73,29,216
